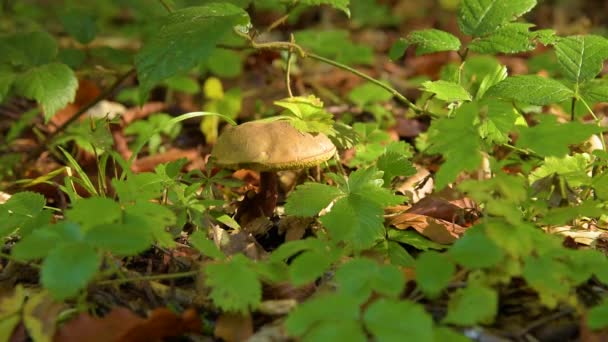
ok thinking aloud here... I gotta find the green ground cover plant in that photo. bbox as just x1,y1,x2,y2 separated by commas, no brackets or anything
1,0,608,340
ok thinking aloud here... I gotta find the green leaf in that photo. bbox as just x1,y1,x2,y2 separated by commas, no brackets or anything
285,183,342,217
434,327,472,342
580,80,608,103
522,254,571,308
302,320,366,342
123,201,176,248
13,63,78,122
205,48,242,78
477,99,518,144
85,223,153,255
426,102,482,189
457,0,537,37
387,229,446,251
348,82,393,107
0,66,15,102
0,192,46,237
421,80,472,102
66,197,122,231
12,223,82,260
392,29,461,59
364,299,434,342
1,31,57,67
487,75,574,105
539,200,605,226
204,254,261,313
294,29,373,65
289,250,335,286
387,241,415,267
516,115,602,157
335,258,405,301
285,293,362,337
415,251,455,298
112,173,164,203
443,285,498,325
449,228,504,268
189,231,224,259
469,23,536,54
135,4,250,96
320,195,385,250
41,242,100,300
60,7,97,44
377,152,416,186
299,0,350,16
588,300,608,330
346,167,403,206
554,35,608,85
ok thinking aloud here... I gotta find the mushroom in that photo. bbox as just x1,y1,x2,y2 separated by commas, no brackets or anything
211,120,336,223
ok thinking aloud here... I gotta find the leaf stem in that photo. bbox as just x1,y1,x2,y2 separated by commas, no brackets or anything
0,253,41,269
306,52,424,114
503,143,543,159
579,97,606,151
97,269,200,286
158,0,174,13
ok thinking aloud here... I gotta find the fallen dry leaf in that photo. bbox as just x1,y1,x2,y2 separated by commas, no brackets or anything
53,307,200,342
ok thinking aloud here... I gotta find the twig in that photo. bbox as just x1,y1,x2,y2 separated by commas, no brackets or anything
306,52,424,114
97,269,200,286
158,0,174,12
285,35,295,97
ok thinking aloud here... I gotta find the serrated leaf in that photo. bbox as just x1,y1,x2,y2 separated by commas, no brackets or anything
285,293,362,337
516,115,601,157
406,29,461,57
377,152,416,186
335,258,405,302
84,223,153,255
41,242,100,300
13,63,78,122
299,0,350,16
123,201,176,248
189,231,224,259
580,80,608,103
66,197,122,231
555,35,608,85
415,251,455,298
320,195,385,250
478,99,519,144
469,23,536,54
204,254,261,313
135,4,250,96
426,102,482,189
458,0,537,37
364,299,434,342
346,167,403,206
1,31,57,67
522,254,571,308
443,285,498,325
421,80,472,102
112,173,164,203
387,229,447,251
449,227,504,268
0,191,46,237
486,75,574,105
12,222,82,260
289,250,334,286
285,183,342,217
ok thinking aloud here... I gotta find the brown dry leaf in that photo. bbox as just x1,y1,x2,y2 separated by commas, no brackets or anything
131,148,200,173
278,216,313,242
121,102,166,125
53,307,200,342
214,312,253,342
387,212,464,244
257,299,297,316
23,291,64,342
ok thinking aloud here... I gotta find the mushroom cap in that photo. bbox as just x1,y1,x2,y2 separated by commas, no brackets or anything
211,121,336,171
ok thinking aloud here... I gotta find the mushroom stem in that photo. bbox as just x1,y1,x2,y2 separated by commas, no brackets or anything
259,171,279,217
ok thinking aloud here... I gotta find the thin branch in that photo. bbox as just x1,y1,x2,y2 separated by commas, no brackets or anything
97,269,200,286
307,52,424,114
158,0,174,13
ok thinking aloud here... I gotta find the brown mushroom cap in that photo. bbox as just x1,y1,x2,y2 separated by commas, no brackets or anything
211,120,336,171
